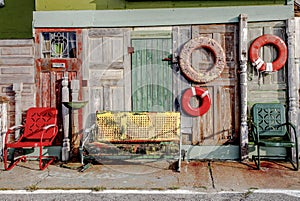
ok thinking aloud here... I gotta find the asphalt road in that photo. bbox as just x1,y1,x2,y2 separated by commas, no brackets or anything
0,190,300,201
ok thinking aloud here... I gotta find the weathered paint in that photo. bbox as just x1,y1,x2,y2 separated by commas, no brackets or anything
247,21,287,106
33,5,293,28
131,38,173,112
34,28,84,146
239,14,249,160
286,18,299,158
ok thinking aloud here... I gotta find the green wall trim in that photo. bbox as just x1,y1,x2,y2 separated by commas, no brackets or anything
33,5,293,28
36,0,96,11
35,0,287,11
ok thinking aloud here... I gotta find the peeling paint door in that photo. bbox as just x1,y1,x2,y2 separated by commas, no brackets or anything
35,29,83,145
131,36,173,112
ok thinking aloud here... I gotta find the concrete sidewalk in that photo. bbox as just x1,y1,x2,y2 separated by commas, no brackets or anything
0,159,299,192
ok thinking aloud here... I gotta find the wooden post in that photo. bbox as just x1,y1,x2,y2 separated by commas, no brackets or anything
62,72,70,161
71,79,80,160
13,83,23,140
0,96,8,160
239,14,249,160
287,18,299,158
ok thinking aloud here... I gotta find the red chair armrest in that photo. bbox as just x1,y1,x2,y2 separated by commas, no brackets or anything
40,124,58,142
5,125,24,143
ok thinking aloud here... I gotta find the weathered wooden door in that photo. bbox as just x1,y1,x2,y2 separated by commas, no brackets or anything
131,32,173,112
192,24,239,146
247,21,287,104
174,25,239,146
35,29,83,145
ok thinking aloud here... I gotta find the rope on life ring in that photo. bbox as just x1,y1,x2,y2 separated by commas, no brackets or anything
179,37,226,83
181,87,211,117
249,34,287,72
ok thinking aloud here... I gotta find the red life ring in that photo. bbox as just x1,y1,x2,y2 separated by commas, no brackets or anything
179,37,226,83
249,34,287,72
181,87,211,117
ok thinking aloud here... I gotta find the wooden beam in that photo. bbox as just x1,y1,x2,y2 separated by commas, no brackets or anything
239,14,248,160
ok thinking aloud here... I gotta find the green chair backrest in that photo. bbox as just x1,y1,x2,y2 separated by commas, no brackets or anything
252,103,286,137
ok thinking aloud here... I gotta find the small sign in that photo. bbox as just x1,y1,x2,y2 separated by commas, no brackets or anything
52,62,66,68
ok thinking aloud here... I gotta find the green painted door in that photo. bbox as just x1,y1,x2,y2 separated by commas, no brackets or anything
131,38,173,112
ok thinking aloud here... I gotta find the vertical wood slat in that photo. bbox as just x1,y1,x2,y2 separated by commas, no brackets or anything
239,14,249,160
55,72,64,108
190,24,238,145
42,72,51,107
0,99,8,157
172,26,192,144
90,88,104,112
89,38,104,64
112,87,124,111
50,72,56,108
287,18,299,158
132,38,172,112
124,29,132,111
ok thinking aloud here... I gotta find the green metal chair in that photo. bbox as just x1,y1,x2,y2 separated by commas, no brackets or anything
250,103,299,170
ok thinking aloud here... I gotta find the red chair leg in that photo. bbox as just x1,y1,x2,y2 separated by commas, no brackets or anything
39,145,56,170
3,147,26,171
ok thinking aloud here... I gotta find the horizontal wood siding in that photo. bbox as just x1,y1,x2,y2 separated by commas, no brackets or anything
0,39,35,127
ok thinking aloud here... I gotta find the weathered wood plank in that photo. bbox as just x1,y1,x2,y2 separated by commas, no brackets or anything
90,87,104,112
88,28,125,38
124,28,132,111
247,20,287,104
189,24,238,146
0,75,34,83
0,57,34,66
88,38,104,64
89,69,124,87
172,26,192,143
112,87,125,111
0,40,33,46
1,67,33,74
0,47,33,56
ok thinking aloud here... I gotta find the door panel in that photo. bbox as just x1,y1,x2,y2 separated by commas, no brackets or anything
191,24,239,145
39,71,77,145
247,21,287,104
35,29,83,146
131,38,173,112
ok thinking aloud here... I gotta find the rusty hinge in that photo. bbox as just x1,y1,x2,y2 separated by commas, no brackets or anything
128,47,134,54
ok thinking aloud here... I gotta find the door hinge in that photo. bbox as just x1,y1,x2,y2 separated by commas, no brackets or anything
128,47,134,54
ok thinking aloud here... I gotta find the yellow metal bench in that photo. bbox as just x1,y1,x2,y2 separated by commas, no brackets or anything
82,111,181,171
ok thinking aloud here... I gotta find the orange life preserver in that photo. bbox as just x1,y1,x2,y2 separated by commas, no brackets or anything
179,37,226,83
249,34,287,72
181,87,211,117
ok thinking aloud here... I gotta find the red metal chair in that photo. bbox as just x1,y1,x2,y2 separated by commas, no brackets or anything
3,107,58,170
